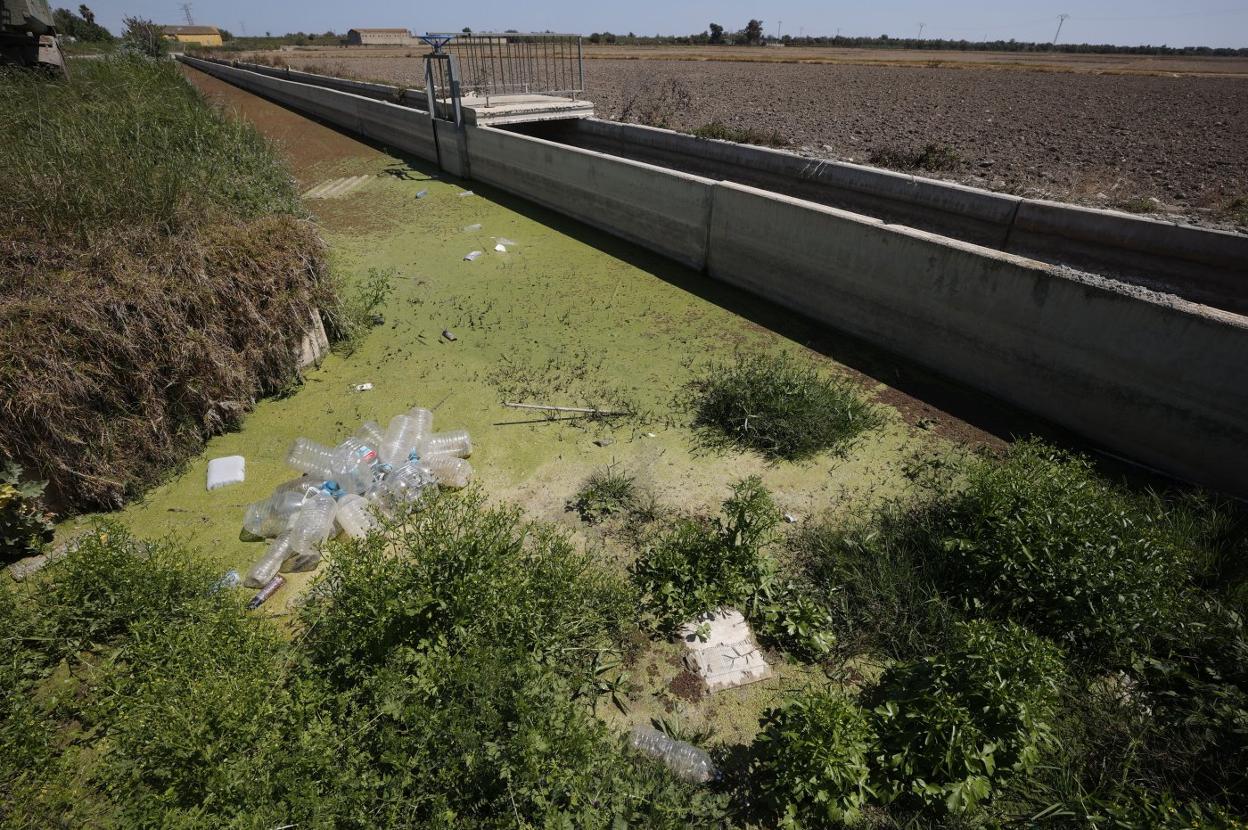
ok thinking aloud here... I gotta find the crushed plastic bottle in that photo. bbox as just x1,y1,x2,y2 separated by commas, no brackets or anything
416,429,472,459
242,479,341,538
421,455,473,489
280,490,339,573
245,491,338,585
629,725,716,784
384,460,437,510
335,493,380,539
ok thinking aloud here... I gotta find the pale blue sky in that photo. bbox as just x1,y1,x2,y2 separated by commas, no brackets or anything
85,1,1248,48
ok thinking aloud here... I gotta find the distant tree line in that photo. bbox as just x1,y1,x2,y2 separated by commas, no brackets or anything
588,20,1248,57
53,5,113,42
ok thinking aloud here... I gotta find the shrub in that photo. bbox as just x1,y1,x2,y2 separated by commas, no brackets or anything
752,689,877,826
632,477,835,659
0,462,54,563
1,502,730,827
571,462,640,524
926,441,1195,666
687,352,880,461
869,620,1065,813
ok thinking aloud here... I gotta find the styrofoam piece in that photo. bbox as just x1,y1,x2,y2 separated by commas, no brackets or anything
676,608,772,693
463,223,482,232
206,456,246,491
494,243,507,253
464,250,482,261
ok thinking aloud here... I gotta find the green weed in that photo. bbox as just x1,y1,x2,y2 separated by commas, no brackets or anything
571,462,640,524
632,477,836,660
687,351,880,461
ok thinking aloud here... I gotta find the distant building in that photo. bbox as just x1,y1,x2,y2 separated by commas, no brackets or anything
346,28,412,46
162,25,223,46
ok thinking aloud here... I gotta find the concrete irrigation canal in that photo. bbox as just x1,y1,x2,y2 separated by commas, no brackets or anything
177,53,1247,498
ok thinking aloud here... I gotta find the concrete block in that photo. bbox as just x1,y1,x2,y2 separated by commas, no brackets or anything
467,126,714,270
707,180,1248,496
677,608,772,693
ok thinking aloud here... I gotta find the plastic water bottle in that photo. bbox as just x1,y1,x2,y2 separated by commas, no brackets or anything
333,437,382,493
422,455,473,489
384,461,437,509
243,480,341,538
379,409,432,467
286,437,338,478
245,491,338,585
354,420,384,447
282,490,339,572
245,532,297,587
629,725,716,784
336,493,380,539
416,429,472,459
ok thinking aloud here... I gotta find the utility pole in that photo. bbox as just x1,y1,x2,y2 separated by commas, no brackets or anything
1053,13,1069,45
918,22,926,40
179,3,194,25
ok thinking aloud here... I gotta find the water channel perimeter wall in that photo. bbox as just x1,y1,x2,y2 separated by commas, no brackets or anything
180,55,1248,497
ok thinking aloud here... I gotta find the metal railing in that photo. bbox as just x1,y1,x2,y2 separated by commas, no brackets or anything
424,32,584,106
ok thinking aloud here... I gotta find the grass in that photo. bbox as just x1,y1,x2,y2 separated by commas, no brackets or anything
686,351,881,461
570,462,641,524
0,57,333,512
689,120,787,148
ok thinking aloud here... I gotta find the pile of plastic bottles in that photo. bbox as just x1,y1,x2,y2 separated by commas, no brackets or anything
242,406,473,588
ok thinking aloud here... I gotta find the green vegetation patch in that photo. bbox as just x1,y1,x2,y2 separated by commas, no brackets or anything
1,494,728,826
0,57,333,512
570,462,642,524
632,477,835,660
687,351,881,461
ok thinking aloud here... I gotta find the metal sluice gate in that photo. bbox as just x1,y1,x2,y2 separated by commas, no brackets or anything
420,32,585,124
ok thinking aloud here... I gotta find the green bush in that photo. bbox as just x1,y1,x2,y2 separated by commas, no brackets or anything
1,501,730,827
927,440,1195,666
632,477,835,659
752,689,877,826
686,352,880,461
870,620,1065,813
0,462,54,563
690,120,787,147
792,508,957,660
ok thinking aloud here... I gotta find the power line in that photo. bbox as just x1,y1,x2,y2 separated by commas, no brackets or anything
179,3,194,26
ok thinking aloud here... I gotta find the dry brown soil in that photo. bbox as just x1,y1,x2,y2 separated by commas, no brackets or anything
250,47,1248,222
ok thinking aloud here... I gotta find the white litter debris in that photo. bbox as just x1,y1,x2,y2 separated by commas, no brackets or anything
677,608,772,693
354,383,374,392
463,223,483,232
783,513,797,524
496,237,517,246
458,190,475,197
494,243,507,253
464,251,482,262
416,189,429,199
206,456,246,491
